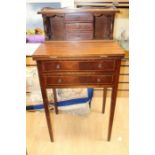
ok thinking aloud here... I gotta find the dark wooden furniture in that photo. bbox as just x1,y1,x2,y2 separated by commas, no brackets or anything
32,8,125,142
38,7,118,41
32,40,125,142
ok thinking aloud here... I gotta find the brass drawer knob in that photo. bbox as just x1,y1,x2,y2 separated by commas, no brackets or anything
76,23,79,27
56,64,60,69
57,78,62,83
97,78,101,82
98,63,102,68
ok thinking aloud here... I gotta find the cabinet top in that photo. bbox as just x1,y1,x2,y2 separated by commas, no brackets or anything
32,40,125,60
38,7,119,14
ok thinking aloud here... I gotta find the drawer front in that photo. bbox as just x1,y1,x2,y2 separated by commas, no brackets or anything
66,23,93,32
65,13,93,22
66,32,93,40
44,75,114,86
42,60,116,72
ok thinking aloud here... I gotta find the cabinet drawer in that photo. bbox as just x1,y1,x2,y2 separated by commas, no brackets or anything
66,32,93,40
41,60,116,72
66,23,93,32
45,75,114,86
65,13,93,22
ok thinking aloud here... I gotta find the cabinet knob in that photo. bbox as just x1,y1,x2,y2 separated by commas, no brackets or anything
97,78,101,83
98,63,102,68
56,64,60,69
76,23,79,28
57,78,62,83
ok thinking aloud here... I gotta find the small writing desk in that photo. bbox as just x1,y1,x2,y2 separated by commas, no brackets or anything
32,40,125,142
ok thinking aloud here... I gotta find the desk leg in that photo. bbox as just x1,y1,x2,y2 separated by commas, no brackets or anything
53,89,59,114
107,60,121,141
107,86,118,141
37,62,54,142
40,88,54,142
102,87,107,113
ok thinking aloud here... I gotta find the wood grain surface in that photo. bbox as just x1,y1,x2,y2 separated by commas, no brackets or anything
33,41,125,60
38,8,119,14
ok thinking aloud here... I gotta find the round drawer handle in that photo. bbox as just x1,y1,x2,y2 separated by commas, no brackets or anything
97,78,101,83
98,63,102,68
57,78,62,83
56,64,60,69
76,23,79,27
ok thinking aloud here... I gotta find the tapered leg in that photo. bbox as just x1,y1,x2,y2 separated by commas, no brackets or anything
41,88,54,142
107,86,118,141
53,88,59,114
102,87,107,113
107,59,121,141
37,62,54,142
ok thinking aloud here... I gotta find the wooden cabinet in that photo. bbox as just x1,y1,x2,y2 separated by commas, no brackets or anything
32,8,126,142
39,8,118,40
32,40,125,142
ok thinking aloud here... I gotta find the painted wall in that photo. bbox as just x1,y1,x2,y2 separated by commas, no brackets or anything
26,3,61,30
114,9,129,50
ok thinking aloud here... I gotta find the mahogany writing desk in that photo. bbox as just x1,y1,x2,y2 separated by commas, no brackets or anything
32,40,125,142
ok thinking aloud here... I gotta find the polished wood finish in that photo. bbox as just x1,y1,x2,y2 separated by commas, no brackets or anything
50,16,65,40
33,41,124,60
33,41,125,142
37,61,54,142
102,87,107,113
26,55,129,92
41,59,116,72
66,23,93,31
45,74,114,86
38,8,119,14
53,88,58,114
66,32,93,40
95,14,114,39
33,8,125,142
107,59,121,141
65,13,93,22
39,8,118,40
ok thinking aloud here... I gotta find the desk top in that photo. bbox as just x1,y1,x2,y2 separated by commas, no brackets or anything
38,7,119,14
32,40,125,60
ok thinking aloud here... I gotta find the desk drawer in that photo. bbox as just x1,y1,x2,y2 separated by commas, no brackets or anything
42,60,116,72
66,23,93,32
66,32,93,40
44,75,114,86
65,13,93,22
